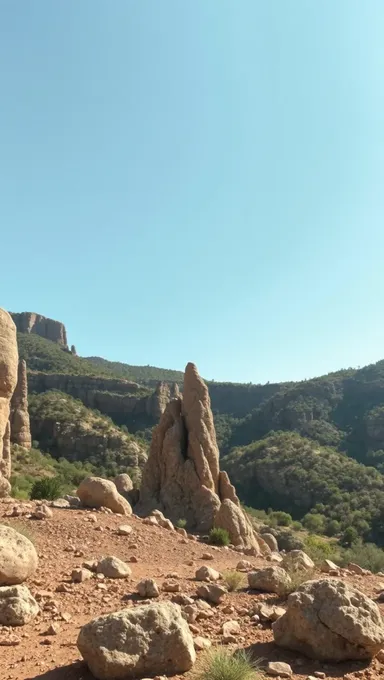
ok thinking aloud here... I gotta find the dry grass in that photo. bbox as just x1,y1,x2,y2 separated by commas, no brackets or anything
281,567,315,596
191,648,263,680
223,570,245,592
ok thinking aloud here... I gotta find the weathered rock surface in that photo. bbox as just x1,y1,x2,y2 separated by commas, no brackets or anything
196,583,226,604
10,311,68,347
273,578,384,661
0,525,38,585
138,362,262,552
77,477,132,515
137,579,160,598
248,566,291,595
113,473,133,498
77,601,195,679
281,550,315,572
0,585,39,626
96,556,131,579
9,360,31,449
262,533,279,552
0,309,18,493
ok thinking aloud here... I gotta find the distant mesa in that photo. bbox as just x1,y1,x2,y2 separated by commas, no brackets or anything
10,311,68,349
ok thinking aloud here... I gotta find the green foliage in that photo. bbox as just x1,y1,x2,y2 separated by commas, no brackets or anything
303,534,341,564
340,526,360,547
30,476,63,500
302,513,326,534
209,527,230,546
291,521,303,531
223,570,244,592
85,356,184,383
340,542,384,573
268,510,292,527
281,567,316,596
175,518,187,529
191,648,262,680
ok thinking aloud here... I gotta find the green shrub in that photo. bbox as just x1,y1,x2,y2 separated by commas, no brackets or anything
191,648,262,680
223,570,244,592
30,477,63,501
209,527,230,546
302,513,326,534
303,534,341,564
340,526,359,547
269,511,292,527
291,521,302,531
176,518,187,529
281,567,315,596
340,543,384,573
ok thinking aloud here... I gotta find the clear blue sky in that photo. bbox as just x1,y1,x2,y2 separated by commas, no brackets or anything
1,1,384,384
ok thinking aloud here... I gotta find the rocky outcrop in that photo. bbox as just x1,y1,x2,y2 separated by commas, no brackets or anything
10,360,31,449
0,309,18,495
146,381,171,420
77,602,195,680
0,585,39,626
273,578,384,661
138,362,263,554
10,312,68,347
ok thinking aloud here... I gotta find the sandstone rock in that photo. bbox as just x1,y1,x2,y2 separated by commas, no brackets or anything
162,580,180,593
146,381,172,420
137,579,160,598
97,557,131,579
281,550,315,572
195,565,221,582
0,310,18,492
273,578,384,661
72,568,93,583
253,602,286,622
113,473,133,500
10,312,68,347
248,567,291,595
77,601,195,679
52,498,70,509
196,584,226,605
0,585,39,626
117,525,132,536
320,559,339,574
9,360,31,449
262,533,279,552
194,636,211,650
77,477,132,515
237,560,254,571
138,363,262,553
0,525,38,585
267,661,293,677
33,504,53,520
143,516,158,526
348,562,365,576
222,620,240,638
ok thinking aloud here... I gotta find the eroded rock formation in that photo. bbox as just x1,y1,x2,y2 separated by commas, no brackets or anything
138,362,263,554
10,360,31,449
10,312,68,348
0,309,18,496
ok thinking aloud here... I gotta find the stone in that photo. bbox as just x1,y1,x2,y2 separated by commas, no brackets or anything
248,567,291,595
0,585,39,626
320,559,339,574
72,568,93,583
77,477,132,515
281,550,315,572
195,565,221,582
254,602,286,622
77,601,195,679
0,309,18,491
33,504,53,520
137,579,160,598
196,584,226,605
262,533,279,552
194,636,211,650
222,620,240,637
96,557,131,579
162,580,180,593
348,563,365,576
137,363,263,553
52,498,70,509
236,560,253,571
117,525,132,536
11,312,68,346
273,578,384,661
9,360,31,449
113,473,133,498
0,525,38,585
267,661,293,677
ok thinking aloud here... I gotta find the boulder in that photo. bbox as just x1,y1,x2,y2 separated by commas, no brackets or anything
273,578,384,661
0,309,18,492
281,550,315,572
214,498,260,554
267,662,292,677
9,360,31,449
113,473,133,499
0,585,39,625
262,533,279,552
137,579,160,598
0,525,38,585
195,565,221,582
77,601,196,679
320,559,339,574
77,477,132,515
33,504,53,520
96,556,131,579
196,583,226,605
248,567,291,595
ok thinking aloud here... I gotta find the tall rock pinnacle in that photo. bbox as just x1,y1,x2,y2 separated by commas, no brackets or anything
0,309,18,497
10,359,32,449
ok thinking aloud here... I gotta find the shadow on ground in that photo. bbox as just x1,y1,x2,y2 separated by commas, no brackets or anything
25,661,93,680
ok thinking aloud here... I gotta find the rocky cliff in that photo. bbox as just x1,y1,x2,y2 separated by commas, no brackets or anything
11,312,68,348
0,309,19,496
10,360,31,449
138,362,264,554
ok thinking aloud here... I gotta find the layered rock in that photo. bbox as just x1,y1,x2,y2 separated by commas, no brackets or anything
10,360,31,449
138,362,263,553
0,309,18,495
10,312,68,348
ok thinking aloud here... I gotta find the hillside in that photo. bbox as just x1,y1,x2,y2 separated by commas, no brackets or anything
86,355,184,384
222,431,384,545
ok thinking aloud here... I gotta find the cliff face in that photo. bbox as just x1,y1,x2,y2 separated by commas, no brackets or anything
10,360,32,449
0,309,19,496
11,312,68,348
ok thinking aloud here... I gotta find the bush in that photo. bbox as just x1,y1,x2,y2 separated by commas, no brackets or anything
291,521,302,531
30,477,63,501
340,526,359,547
302,513,326,534
209,527,230,546
281,567,315,596
303,534,341,564
191,648,262,680
176,518,187,529
269,511,292,527
223,570,244,592
340,543,384,573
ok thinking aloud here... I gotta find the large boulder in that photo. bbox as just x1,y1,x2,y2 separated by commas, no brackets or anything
77,477,132,515
248,566,291,595
0,309,18,492
273,578,384,661
0,525,38,585
0,584,39,625
77,601,196,679
113,473,133,498
214,498,260,554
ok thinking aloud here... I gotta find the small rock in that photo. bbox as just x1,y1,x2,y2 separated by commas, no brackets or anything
222,620,240,639
137,579,160,598
236,560,253,571
117,525,133,536
71,568,92,583
196,584,226,605
143,516,158,526
97,556,131,579
348,563,365,576
194,636,212,650
314,674,326,679
162,580,180,593
195,566,221,582
43,623,60,636
33,504,53,520
201,553,214,560
267,661,293,677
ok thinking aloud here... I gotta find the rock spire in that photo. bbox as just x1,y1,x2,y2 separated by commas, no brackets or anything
0,309,19,497
10,360,31,449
